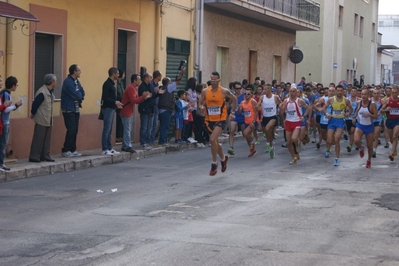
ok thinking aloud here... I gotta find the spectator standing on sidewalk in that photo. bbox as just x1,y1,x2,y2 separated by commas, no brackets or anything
157,67,185,146
194,84,206,148
115,69,125,143
149,70,162,146
184,77,197,143
28,74,56,163
0,76,12,171
120,74,151,153
61,64,85,158
100,67,124,155
0,76,23,171
138,73,160,150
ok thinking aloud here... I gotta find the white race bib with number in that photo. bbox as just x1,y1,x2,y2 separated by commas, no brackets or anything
244,110,251,117
287,110,296,118
390,108,399,115
207,106,221,115
333,110,343,116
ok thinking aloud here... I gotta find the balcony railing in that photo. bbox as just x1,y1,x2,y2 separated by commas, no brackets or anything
247,0,320,26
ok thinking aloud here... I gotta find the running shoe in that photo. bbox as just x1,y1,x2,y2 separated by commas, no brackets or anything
343,133,348,140
385,143,390,148
312,138,317,143
227,147,235,155
347,145,352,153
209,163,218,176
372,151,376,158
389,150,397,161
248,144,257,157
316,142,321,149
281,143,287,148
289,157,298,165
254,140,260,145
359,145,365,158
366,160,371,168
325,150,330,158
263,133,267,138
334,158,340,166
221,155,228,173
270,146,275,158
265,143,270,153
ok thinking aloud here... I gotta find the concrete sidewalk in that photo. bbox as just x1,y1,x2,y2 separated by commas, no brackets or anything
0,136,229,183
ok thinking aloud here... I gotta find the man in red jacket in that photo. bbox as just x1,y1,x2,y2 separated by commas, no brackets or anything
120,74,151,153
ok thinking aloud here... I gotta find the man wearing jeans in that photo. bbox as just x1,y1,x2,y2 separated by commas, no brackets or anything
0,76,22,171
120,74,150,152
157,67,185,146
61,64,85,157
149,70,162,146
138,73,159,150
100,67,123,155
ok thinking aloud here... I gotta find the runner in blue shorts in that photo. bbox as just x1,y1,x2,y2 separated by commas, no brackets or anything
322,84,353,166
352,89,378,168
228,82,245,155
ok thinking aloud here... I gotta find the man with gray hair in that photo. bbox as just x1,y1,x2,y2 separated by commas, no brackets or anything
29,74,57,162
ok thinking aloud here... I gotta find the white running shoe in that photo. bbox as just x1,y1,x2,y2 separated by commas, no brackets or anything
110,149,120,155
101,150,113,155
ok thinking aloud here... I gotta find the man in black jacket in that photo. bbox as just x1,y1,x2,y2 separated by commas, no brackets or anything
100,67,123,155
138,72,159,150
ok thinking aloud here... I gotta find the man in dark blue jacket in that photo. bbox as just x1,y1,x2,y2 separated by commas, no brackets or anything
60,64,85,157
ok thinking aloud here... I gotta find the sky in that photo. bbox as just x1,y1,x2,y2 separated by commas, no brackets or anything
379,0,399,15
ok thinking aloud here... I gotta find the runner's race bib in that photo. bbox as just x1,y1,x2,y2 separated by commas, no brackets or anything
321,115,329,123
390,108,399,115
287,110,296,118
244,110,251,117
333,110,343,116
207,106,221,115
263,107,274,115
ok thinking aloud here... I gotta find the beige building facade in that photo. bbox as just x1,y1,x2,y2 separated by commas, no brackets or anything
296,0,379,86
0,0,194,159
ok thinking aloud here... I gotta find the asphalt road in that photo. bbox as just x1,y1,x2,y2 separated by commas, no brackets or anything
1,135,399,266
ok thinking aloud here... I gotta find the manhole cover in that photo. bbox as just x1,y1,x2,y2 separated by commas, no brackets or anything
374,194,399,211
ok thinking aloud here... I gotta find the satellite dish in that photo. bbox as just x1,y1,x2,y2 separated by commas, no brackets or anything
353,58,358,70
289,49,303,64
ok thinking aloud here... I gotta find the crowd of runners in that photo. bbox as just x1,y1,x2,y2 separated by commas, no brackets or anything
198,72,399,175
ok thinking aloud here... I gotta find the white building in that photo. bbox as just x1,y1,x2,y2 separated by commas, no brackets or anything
296,0,379,86
378,14,399,84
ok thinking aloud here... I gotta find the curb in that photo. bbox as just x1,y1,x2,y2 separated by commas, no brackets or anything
0,139,224,183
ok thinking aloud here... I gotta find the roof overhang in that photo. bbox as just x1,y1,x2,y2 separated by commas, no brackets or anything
0,1,39,22
378,44,399,52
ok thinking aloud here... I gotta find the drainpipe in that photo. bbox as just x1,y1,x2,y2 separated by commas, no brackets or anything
154,1,161,71
195,0,204,83
6,0,13,78
194,0,200,80
5,0,14,157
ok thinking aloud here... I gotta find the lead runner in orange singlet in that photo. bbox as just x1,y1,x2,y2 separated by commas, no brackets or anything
199,71,237,176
